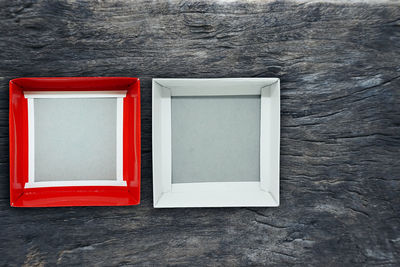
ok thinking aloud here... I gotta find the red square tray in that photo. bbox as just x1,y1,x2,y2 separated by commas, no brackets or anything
9,77,141,207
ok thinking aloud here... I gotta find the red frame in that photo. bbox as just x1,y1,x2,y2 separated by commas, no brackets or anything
9,77,141,207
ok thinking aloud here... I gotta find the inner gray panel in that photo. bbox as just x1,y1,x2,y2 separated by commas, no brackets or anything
34,98,117,181
171,95,260,184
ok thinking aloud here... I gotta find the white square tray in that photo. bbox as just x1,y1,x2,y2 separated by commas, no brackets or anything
152,78,280,208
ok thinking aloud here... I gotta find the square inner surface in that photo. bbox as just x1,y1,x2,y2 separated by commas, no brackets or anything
171,95,260,184
34,98,117,182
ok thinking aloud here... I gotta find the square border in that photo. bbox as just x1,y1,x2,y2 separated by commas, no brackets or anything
9,77,141,207
24,91,126,188
152,78,280,208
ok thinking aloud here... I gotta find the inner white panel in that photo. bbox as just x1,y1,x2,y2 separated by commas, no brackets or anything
34,98,117,181
171,95,260,184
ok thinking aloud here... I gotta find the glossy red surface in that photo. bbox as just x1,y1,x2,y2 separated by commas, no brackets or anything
9,77,141,207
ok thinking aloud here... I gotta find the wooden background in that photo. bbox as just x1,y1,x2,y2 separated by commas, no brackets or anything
1,0,399,266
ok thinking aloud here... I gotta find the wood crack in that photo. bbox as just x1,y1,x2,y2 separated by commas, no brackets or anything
321,75,400,103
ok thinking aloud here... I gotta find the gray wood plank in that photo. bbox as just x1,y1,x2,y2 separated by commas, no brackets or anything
0,0,399,266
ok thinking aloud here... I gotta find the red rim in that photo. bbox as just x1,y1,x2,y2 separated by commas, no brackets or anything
9,77,141,207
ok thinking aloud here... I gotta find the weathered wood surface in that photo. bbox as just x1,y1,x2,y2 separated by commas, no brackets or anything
0,0,399,266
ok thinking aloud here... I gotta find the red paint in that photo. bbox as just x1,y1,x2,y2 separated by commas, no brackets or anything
9,77,141,207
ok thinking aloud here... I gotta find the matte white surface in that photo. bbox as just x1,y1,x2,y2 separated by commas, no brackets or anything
152,82,172,203
260,81,280,201
116,98,124,182
24,91,127,98
171,95,260,183
152,78,280,208
155,182,276,208
154,78,278,96
25,180,127,188
28,99,35,184
34,98,117,182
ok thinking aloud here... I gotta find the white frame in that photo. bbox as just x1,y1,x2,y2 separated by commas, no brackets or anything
152,78,280,208
24,91,127,188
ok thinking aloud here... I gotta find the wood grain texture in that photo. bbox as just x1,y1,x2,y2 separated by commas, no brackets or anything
0,0,399,265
